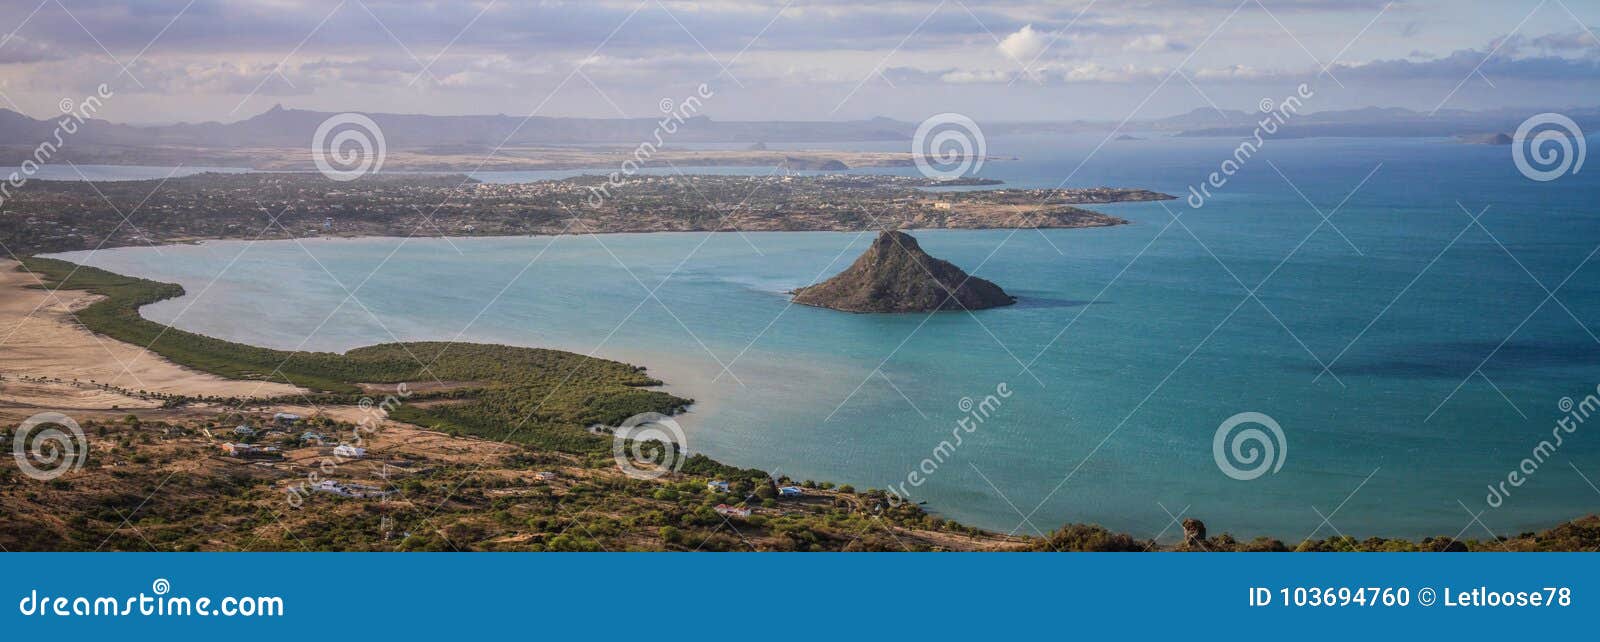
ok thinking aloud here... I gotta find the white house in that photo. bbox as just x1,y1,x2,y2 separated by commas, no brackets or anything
707,480,731,493
332,444,367,459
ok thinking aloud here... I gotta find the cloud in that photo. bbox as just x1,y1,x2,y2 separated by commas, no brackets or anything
1191,64,1268,80
1510,30,1600,56
1124,34,1185,53
0,35,67,64
0,0,1596,122
940,68,1011,84
1025,61,1167,83
998,24,1051,62
1336,38,1600,81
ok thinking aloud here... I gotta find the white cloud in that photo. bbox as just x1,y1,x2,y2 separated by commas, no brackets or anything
1192,64,1268,80
1125,34,1183,53
940,69,1011,84
1036,62,1167,83
998,24,1051,63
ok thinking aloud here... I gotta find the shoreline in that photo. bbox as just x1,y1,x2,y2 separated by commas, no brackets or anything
41,222,1134,258
5,170,1158,256
0,259,306,406
5,255,1599,549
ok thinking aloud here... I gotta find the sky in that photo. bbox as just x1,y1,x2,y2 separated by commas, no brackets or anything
0,0,1597,124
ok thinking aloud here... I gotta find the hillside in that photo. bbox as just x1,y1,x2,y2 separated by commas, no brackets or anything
792,230,1016,313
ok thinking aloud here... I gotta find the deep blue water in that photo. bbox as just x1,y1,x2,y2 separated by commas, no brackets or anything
54,133,1600,541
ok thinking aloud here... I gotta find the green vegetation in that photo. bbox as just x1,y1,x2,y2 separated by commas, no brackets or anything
0,414,1002,551
17,257,690,454
12,414,1597,551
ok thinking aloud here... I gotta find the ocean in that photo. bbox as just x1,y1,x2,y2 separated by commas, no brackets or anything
52,132,1600,541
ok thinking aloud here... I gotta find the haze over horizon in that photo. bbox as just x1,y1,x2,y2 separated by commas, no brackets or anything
0,0,1597,126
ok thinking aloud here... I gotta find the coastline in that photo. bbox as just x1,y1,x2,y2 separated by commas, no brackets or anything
4,170,1158,257
9,252,1600,547
33,220,1134,259
0,259,306,409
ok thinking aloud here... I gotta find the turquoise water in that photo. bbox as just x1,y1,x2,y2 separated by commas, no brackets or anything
55,134,1600,541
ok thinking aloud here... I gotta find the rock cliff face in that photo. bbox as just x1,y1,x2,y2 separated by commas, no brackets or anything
791,230,1016,313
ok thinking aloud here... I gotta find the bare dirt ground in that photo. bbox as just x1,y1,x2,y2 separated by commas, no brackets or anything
0,259,306,408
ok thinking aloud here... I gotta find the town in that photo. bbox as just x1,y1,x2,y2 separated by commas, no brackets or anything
0,172,1173,255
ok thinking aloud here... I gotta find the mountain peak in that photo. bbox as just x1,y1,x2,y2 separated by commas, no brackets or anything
791,230,1015,313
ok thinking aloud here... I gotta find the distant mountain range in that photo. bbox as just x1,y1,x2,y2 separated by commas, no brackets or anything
0,103,1592,151
0,104,913,149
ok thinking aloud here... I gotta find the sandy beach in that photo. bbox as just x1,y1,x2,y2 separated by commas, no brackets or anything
0,259,305,411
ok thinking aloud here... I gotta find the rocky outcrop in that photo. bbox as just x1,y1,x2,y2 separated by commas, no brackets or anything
791,230,1016,313
1182,518,1207,549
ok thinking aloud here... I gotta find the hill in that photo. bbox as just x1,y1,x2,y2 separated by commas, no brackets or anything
792,230,1015,313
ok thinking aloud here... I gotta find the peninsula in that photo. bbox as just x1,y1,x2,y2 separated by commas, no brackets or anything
1,172,1172,255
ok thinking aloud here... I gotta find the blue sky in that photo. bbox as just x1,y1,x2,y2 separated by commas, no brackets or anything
0,0,1596,123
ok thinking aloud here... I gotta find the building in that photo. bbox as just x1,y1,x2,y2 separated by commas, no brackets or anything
312,480,391,499
221,443,281,459
232,425,256,437
707,480,730,493
312,480,353,497
301,431,325,444
778,486,804,498
535,471,557,481
714,504,751,518
332,444,367,459
273,412,302,427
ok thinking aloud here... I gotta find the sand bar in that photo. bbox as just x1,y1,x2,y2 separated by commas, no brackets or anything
0,259,306,407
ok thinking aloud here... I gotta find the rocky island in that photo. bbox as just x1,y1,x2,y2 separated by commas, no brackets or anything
792,230,1016,313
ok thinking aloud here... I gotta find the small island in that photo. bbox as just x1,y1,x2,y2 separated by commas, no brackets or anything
792,230,1016,313
1457,132,1513,145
